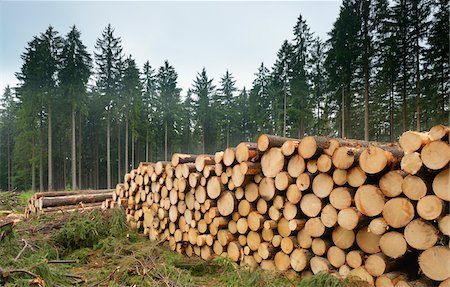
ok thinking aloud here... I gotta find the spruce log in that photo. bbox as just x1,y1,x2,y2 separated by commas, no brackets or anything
355,185,385,217
400,152,423,175
39,193,112,208
359,146,403,174
261,148,285,178
356,227,381,254
382,197,414,228
257,134,297,152
379,232,407,259
399,131,431,153
281,140,300,156
419,246,450,281
404,219,439,250
236,142,259,163
433,168,449,201
379,171,405,197
312,173,334,198
171,153,198,166
421,141,450,170
417,195,445,220
429,125,450,141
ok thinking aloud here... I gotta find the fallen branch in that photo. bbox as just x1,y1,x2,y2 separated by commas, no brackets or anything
48,259,79,264
14,239,31,261
88,266,120,287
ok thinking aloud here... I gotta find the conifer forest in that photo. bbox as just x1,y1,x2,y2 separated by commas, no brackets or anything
0,0,448,192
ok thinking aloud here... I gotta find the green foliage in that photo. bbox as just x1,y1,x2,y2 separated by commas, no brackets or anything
52,208,128,251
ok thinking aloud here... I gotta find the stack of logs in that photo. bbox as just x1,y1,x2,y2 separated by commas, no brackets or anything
25,189,115,216
114,124,450,286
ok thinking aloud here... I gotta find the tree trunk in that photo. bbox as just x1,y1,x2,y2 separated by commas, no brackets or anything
165,121,168,161
107,112,111,189
40,117,44,192
78,114,82,189
71,104,77,191
415,30,421,132
146,130,149,162
48,102,53,191
31,138,36,192
132,132,135,169
125,117,129,173
341,85,345,138
389,83,394,142
7,122,11,191
117,121,121,184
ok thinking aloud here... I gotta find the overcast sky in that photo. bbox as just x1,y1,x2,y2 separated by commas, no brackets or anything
0,1,341,96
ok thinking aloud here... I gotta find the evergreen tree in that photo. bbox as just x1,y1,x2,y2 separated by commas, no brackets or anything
0,86,17,191
122,55,143,167
94,24,123,189
271,40,293,136
218,70,237,147
289,14,313,137
157,61,181,160
325,0,361,138
142,61,159,162
192,68,216,153
59,25,92,190
423,0,449,126
249,63,271,137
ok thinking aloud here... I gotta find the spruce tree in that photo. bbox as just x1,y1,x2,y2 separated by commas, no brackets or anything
218,70,237,147
59,25,92,190
94,24,123,189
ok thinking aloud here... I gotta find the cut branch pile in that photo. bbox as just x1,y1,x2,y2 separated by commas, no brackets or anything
25,189,116,216
113,125,450,286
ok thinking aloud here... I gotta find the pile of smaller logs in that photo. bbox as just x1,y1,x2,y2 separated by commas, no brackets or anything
113,124,450,286
25,189,114,216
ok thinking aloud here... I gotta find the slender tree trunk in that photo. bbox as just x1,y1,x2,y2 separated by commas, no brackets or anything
7,126,11,191
48,103,53,191
132,132,135,168
364,62,369,141
390,83,394,142
415,34,421,131
125,117,129,173
31,159,36,192
107,112,111,189
165,121,168,161
40,115,44,192
283,87,287,137
146,130,149,162
341,85,345,138
78,115,82,189
226,120,230,147
202,128,205,154
94,136,99,189
117,122,121,183
71,104,77,191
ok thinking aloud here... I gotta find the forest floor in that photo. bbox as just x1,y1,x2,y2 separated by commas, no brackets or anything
0,192,368,287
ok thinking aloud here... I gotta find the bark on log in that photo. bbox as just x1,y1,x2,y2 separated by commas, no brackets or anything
39,193,112,208
257,134,297,152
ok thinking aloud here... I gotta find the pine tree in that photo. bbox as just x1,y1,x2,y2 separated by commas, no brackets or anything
59,25,92,190
94,24,123,189
122,55,143,168
142,61,159,162
249,63,271,137
423,0,449,126
192,68,216,153
271,40,293,136
218,70,237,147
325,0,361,138
157,61,181,160
290,14,313,137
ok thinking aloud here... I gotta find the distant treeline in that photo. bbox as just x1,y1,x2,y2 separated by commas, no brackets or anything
0,0,448,191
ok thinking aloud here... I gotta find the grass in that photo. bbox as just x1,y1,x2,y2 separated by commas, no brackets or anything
0,192,370,287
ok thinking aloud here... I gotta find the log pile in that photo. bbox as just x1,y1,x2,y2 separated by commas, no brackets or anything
25,189,115,216
113,125,450,286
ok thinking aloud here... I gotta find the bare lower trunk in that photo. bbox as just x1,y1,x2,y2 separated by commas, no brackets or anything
389,85,394,142
32,138,36,192
78,115,82,189
165,121,168,161
341,85,345,138
125,117,129,173
48,103,53,191
415,37,421,132
118,122,121,183
39,119,44,192
132,132,135,169
107,113,111,189
146,130,149,162
7,126,11,191
71,104,77,191
364,68,369,141
283,88,287,137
